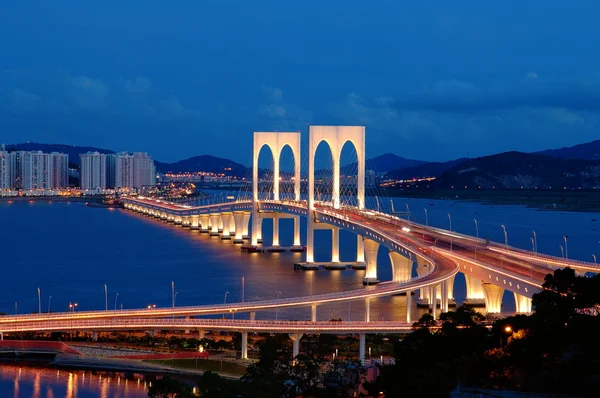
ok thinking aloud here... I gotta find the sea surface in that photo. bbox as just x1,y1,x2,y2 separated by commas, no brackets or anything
0,195,598,396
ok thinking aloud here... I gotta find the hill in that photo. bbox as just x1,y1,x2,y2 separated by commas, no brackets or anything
535,139,600,160
386,158,466,180
6,143,114,165
341,153,426,174
434,151,600,189
155,155,248,177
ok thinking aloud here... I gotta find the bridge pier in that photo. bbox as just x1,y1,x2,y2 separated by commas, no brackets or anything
331,226,340,262
272,214,280,246
365,297,371,322
289,333,303,359
251,212,263,245
242,214,250,239
191,215,199,230
199,214,210,233
241,331,248,360
250,312,256,321
293,215,301,247
311,305,317,322
514,293,532,314
482,282,504,314
464,275,486,306
306,215,315,262
389,251,413,283
92,331,98,341
198,330,205,340
221,213,232,240
356,235,364,262
430,285,438,320
359,333,366,364
217,216,223,232
174,216,182,225
406,291,412,323
209,214,220,236
233,212,246,243
0,332,3,341
182,216,191,228
416,257,433,305
363,238,380,285
441,280,449,313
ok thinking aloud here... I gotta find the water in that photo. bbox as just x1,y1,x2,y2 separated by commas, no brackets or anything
0,364,148,397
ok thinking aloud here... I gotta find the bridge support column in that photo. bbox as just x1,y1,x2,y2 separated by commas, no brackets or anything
514,293,532,314
293,216,301,247
190,215,199,230
331,226,340,262
221,213,232,240
441,280,449,313
199,215,210,233
272,214,280,246
184,316,191,334
250,312,256,321
0,332,3,341
182,216,191,228
356,235,364,262
217,216,223,232
209,214,220,236
198,330,205,340
229,216,236,236
464,275,485,306
406,291,412,323
311,305,317,322
242,214,251,239
174,216,182,225
430,285,438,320
233,212,245,243
416,258,433,304
92,331,98,341
482,283,504,314
359,333,366,364
365,297,371,322
241,331,248,360
389,252,412,283
251,212,263,245
363,238,380,285
306,215,315,262
289,333,303,359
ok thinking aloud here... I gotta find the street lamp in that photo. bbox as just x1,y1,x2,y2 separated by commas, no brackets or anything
559,245,564,258
276,291,281,321
501,325,512,347
37,287,41,314
171,281,175,309
501,225,508,247
48,296,52,313
114,293,119,311
532,231,537,253
593,254,597,264
530,238,535,252
223,291,229,319
424,208,428,227
104,284,108,311
563,235,569,259
474,219,479,260
447,213,452,231
174,291,179,307
69,303,78,312
405,204,410,220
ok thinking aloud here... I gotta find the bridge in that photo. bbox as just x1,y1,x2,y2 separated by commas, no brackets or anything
2,126,598,363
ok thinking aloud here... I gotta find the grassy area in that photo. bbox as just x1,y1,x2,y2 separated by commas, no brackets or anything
145,358,248,376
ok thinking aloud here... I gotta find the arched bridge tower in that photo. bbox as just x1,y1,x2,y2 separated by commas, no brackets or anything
252,132,301,246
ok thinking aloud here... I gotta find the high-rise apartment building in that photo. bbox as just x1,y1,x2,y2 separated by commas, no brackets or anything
50,152,69,189
80,152,107,190
0,148,14,189
113,152,135,188
132,152,156,188
20,151,52,190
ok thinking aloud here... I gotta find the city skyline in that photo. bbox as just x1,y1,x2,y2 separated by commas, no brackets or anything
2,1,600,164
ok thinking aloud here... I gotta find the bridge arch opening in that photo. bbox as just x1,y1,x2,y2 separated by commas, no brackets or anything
256,144,276,201
278,144,297,201
339,139,360,208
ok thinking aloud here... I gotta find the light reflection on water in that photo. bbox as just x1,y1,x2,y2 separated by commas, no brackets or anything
0,364,148,398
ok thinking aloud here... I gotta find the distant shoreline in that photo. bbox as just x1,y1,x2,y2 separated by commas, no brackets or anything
384,188,600,213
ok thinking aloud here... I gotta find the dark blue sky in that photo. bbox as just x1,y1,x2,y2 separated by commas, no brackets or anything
1,0,599,164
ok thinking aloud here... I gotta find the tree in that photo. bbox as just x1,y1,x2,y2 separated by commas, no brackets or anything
197,371,239,398
147,377,193,398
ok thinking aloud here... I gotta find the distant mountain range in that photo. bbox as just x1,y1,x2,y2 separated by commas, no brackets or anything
434,152,600,189
155,155,248,176
342,153,426,174
535,139,600,160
